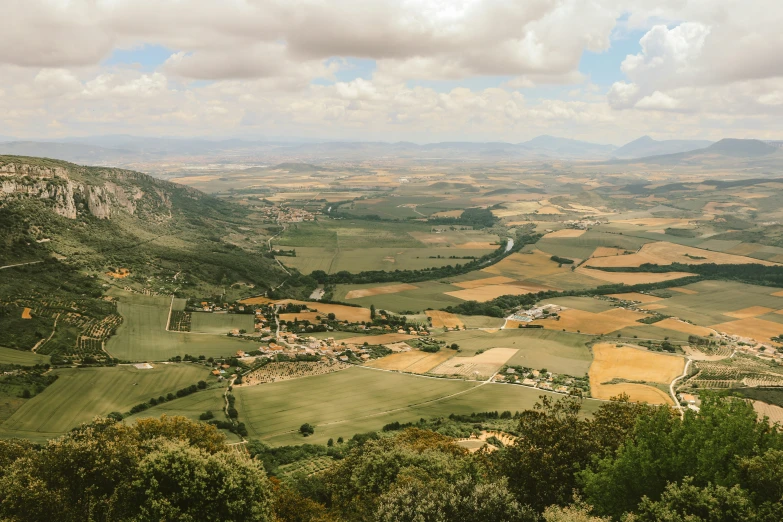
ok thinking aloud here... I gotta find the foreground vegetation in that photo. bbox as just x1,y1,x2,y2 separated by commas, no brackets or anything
0,394,780,521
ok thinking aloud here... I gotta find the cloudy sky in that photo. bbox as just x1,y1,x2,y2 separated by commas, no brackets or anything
2,0,782,144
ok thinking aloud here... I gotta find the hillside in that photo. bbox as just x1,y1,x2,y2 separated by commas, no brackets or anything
0,155,297,362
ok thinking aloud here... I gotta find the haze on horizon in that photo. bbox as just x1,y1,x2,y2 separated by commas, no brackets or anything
2,0,782,144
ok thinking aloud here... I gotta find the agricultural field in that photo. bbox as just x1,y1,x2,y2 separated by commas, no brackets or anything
337,333,416,345
106,294,255,361
582,241,778,269
751,401,783,425
425,310,464,329
530,307,648,335
589,343,685,405
238,366,603,446
240,361,351,385
273,220,497,273
276,300,371,322
332,280,464,313
234,367,480,441
433,329,592,375
344,283,418,300
366,349,456,373
0,363,211,440
189,312,254,334
0,346,49,366
430,348,518,380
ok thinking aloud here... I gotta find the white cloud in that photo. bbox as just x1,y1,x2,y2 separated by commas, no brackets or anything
1,0,783,142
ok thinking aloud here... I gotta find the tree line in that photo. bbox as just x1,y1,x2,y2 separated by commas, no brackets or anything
0,394,781,521
311,232,540,286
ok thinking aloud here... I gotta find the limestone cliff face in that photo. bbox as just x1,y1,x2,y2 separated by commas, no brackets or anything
0,161,166,220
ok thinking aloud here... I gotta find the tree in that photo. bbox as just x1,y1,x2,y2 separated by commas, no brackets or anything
580,394,782,519
497,395,597,511
128,439,272,521
632,478,757,522
300,423,315,436
370,304,376,320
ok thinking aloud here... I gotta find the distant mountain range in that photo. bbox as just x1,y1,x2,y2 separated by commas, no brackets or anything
614,138,781,165
612,136,714,159
0,134,778,166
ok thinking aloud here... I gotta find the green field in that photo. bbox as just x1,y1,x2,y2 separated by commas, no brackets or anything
275,219,497,274
124,387,227,422
0,363,211,440
106,294,255,361
335,280,464,312
456,315,506,328
650,280,783,326
0,346,50,366
242,368,602,446
434,329,593,375
190,312,254,334
235,368,479,442
535,229,651,260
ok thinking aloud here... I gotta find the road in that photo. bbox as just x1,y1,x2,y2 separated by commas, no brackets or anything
670,358,692,417
32,313,59,353
0,261,42,270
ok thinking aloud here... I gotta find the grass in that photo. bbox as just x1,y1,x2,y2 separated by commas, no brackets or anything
250,370,603,446
0,346,50,366
649,280,783,326
0,363,211,439
124,387,228,423
535,229,651,260
235,367,479,442
434,329,593,375
334,280,464,313
106,294,256,361
190,313,254,334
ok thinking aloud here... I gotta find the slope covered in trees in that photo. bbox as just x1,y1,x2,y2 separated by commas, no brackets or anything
1,395,780,521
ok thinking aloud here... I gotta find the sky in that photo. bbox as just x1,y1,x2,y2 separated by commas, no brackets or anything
1,0,782,145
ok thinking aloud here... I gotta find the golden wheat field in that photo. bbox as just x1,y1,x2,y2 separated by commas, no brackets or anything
542,229,586,239
709,317,783,343
425,310,465,329
589,343,684,405
751,400,783,424
344,283,418,299
583,241,778,269
445,284,537,302
724,306,777,319
21,307,32,319
431,348,518,379
576,267,695,285
365,350,455,373
531,308,648,335
239,296,275,305
275,301,371,322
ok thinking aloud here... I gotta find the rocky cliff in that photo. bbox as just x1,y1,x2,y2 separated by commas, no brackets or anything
0,157,167,220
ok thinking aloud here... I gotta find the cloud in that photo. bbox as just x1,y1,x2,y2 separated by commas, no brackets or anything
0,0,622,83
1,1,783,142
